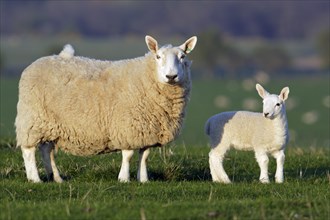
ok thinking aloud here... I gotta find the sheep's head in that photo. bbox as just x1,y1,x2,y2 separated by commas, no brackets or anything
256,84,290,119
145,35,197,85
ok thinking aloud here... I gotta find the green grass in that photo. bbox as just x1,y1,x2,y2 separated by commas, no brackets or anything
0,37,329,219
0,143,329,219
1,76,329,218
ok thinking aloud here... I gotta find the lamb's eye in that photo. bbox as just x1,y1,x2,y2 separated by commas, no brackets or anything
276,103,281,106
156,55,161,59
180,54,186,60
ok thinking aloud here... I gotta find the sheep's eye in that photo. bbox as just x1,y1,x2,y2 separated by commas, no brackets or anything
156,55,161,59
276,103,281,107
180,54,186,60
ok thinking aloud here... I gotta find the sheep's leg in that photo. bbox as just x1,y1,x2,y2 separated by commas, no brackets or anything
255,151,270,183
272,150,285,183
118,150,134,182
50,149,63,183
209,148,231,183
21,146,42,183
40,142,63,183
137,148,150,183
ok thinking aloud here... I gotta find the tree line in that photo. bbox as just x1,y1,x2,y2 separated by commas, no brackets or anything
1,1,329,40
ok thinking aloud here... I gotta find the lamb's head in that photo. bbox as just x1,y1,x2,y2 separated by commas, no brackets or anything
145,35,197,85
256,83,290,119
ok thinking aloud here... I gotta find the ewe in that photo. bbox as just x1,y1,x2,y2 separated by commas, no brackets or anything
16,35,197,183
205,84,290,183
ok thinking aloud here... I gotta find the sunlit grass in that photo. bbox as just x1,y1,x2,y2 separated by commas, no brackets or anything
0,141,329,219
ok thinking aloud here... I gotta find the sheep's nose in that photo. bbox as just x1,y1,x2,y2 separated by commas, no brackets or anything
166,75,178,81
264,113,269,117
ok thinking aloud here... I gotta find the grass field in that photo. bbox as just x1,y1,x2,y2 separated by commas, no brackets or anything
0,76,329,219
0,143,329,219
0,36,329,219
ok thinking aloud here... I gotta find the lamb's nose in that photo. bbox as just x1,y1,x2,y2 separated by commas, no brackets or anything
166,75,178,81
264,113,269,117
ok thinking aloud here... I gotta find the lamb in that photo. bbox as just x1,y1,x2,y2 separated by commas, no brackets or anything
15,35,197,183
205,84,290,183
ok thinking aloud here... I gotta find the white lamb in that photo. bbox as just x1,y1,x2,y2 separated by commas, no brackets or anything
205,84,290,183
15,35,197,183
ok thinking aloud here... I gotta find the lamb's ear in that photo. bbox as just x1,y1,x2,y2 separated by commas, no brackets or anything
279,87,290,101
256,83,269,99
180,36,197,54
145,35,158,54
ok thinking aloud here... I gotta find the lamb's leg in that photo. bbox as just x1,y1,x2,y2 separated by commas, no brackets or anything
209,148,231,183
137,148,150,183
40,142,63,183
272,150,285,183
118,150,134,182
21,146,42,183
255,151,270,183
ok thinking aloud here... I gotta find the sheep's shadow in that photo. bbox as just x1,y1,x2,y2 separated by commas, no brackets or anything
39,174,72,183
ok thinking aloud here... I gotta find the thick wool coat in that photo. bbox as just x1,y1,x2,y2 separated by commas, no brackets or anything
15,53,191,155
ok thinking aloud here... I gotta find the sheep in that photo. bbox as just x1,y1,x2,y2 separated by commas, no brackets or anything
205,84,290,183
15,35,197,183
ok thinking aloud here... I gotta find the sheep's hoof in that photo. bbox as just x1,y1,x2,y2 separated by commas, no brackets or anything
118,178,130,183
28,178,42,183
138,177,149,183
54,177,64,183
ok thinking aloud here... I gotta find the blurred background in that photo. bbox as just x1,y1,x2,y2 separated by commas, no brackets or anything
0,1,329,148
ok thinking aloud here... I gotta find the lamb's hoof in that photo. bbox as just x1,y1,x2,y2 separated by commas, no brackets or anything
222,180,231,184
260,178,270,184
213,179,231,184
275,178,284,183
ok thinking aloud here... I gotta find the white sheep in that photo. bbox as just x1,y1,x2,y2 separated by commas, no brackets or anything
15,35,197,183
205,84,290,183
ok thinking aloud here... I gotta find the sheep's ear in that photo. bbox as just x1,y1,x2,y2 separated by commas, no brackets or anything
256,83,269,99
180,36,197,54
145,35,158,54
279,87,290,101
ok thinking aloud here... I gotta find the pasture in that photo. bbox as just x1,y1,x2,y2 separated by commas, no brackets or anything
0,142,329,219
0,36,329,219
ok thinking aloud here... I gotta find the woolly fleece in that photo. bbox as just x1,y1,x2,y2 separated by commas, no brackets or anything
16,51,191,156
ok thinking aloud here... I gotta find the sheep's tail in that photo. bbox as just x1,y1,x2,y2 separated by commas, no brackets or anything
205,119,211,136
59,44,75,59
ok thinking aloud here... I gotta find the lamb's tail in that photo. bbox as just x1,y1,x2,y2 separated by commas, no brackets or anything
205,119,211,136
59,44,75,59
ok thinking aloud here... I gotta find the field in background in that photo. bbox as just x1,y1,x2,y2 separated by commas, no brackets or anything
1,36,329,148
